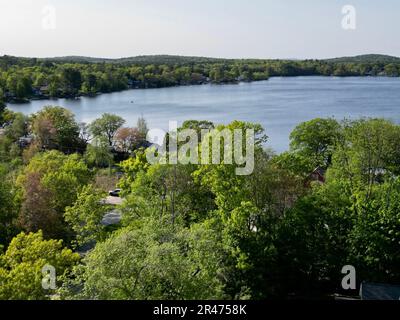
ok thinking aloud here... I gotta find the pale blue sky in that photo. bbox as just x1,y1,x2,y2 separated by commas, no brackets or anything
0,0,399,59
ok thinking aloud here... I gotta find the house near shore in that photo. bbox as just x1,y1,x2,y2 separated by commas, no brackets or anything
40,85,50,94
32,85,50,97
309,167,326,184
18,135,34,148
4,91,13,99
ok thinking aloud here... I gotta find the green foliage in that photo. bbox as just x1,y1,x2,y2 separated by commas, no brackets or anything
120,162,215,227
4,112,28,141
275,181,353,295
0,231,79,300
31,106,82,152
89,113,125,147
16,151,92,240
136,116,149,141
0,88,5,124
0,165,18,245
60,67,82,95
193,121,267,214
5,72,32,99
348,179,400,283
289,118,342,169
64,185,109,248
330,118,400,187
61,217,225,300
272,151,314,178
180,120,215,141
84,137,113,168
118,149,150,192
1,55,399,103
2,112,400,300
275,118,400,296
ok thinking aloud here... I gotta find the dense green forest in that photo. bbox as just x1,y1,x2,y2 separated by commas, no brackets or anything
1,54,399,102
326,54,400,64
1,100,400,299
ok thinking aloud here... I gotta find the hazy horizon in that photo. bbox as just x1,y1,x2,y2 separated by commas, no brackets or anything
3,52,400,61
1,0,399,59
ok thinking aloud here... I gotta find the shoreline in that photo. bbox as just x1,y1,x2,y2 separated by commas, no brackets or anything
6,74,399,106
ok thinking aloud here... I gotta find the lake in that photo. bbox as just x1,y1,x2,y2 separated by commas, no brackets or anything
7,76,400,153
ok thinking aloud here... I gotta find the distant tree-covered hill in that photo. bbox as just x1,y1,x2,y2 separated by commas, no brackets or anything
325,54,400,64
2,53,399,66
39,55,232,65
40,53,400,65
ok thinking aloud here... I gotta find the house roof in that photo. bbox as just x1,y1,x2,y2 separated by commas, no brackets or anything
313,166,326,176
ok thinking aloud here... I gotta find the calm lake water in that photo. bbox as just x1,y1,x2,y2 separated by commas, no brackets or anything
7,76,400,153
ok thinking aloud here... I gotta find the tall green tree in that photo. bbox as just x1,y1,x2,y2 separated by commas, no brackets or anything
89,113,125,147
349,179,400,284
60,67,82,95
60,217,225,300
0,231,79,300
16,151,92,240
0,165,18,246
289,118,342,169
64,185,109,248
31,106,82,152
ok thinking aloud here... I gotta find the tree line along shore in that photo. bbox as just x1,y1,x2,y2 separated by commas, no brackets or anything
1,54,400,103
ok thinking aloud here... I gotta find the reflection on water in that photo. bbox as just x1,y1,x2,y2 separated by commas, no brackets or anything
7,76,400,153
